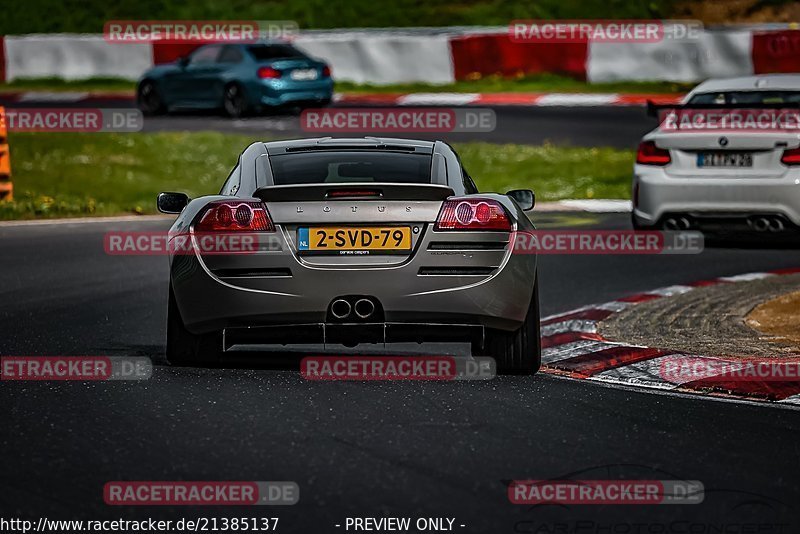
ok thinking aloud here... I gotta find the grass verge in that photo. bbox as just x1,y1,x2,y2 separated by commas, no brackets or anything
335,75,690,95
0,74,689,95
0,132,633,220
3,0,678,34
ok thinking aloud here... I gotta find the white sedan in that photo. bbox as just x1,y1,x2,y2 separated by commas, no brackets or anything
632,74,800,234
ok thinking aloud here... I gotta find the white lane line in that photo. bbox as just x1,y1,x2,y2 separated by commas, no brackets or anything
0,215,175,227
543,340,623,365
646,285,694,297
540,300,630,324
546,374,800,411
541,305,595,322
596,301,634,312
17,91,90,102
718,272,774,283
397,93,480,106
591,356,681,390
541,319,598,337
558,199,632,212
535,93,619,106
778,394,800,405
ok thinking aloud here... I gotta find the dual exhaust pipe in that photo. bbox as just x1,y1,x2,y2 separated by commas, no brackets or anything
662,216,692,231
749,216,785,233
331,297,376,320
664,215,787,233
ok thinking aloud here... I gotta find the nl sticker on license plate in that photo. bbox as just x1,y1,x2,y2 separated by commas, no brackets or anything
298,227,412,255
696,152,753,168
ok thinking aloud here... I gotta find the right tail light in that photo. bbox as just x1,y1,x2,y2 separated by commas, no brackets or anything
781,147,800,166
435,198,511,231
636,141,671,166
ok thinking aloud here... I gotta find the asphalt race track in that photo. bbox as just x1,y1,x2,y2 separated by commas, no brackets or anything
2,213,800,532
0,94,657,147
140,106,656,147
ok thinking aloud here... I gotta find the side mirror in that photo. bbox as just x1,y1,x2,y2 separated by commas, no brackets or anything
178,56,189,68
506,189,534,211
157,192,190,214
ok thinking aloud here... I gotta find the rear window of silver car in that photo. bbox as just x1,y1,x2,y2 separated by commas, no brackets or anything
689,91,800,105
269,152,433,184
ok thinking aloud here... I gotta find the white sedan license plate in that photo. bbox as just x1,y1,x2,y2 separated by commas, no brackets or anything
696,152,753,168
290,69,319,81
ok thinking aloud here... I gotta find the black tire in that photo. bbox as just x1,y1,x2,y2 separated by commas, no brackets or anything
305,98,332,109
483,277,542,375
166,285,222,366
222,83,249,118
137,80,166,116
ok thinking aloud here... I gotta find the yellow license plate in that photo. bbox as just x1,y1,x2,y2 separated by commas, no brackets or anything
298,226,412,254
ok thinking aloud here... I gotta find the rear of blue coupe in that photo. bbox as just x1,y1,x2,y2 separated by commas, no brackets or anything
137,42,333,117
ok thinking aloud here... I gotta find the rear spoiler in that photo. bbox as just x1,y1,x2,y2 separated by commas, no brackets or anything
646,99,800,118
254,183,455,202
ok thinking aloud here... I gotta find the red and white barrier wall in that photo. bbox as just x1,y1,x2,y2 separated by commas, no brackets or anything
0,28,798,85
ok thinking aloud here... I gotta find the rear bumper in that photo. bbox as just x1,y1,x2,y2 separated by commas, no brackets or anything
633,164,800,227
224,323,484,350
170,227,537,336
249,78,333,107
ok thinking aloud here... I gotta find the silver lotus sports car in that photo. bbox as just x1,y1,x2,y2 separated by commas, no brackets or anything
158,137,540,373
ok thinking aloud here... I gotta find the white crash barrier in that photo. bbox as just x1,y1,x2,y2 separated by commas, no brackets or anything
4,34,153,81
293,33,455,85
587,29,753,83
0,27,777,85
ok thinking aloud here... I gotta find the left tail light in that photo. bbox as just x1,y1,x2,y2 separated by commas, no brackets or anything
257,66,282,79
194,201,274,232
435,198,512,231
322,65,331,77
636,141,671,166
